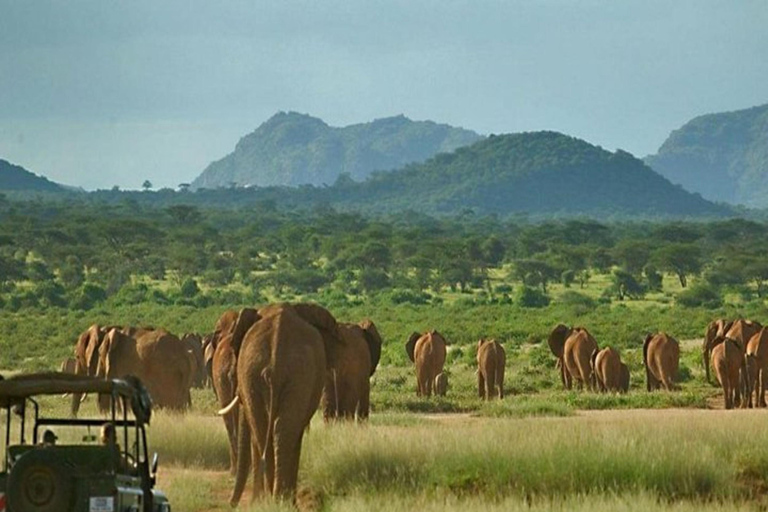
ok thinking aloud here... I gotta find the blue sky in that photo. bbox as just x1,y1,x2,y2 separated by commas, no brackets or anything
1,0,766,189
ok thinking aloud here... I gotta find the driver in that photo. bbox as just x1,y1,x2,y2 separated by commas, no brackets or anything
100,423,132,473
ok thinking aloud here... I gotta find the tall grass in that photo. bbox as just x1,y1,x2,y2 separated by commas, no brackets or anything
300,410,768,500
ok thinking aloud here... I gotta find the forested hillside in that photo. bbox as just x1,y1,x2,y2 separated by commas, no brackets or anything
645,103,768,207
0,159,64,192
192,112,482,189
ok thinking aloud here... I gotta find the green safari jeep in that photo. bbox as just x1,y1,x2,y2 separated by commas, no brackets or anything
0,372,170,512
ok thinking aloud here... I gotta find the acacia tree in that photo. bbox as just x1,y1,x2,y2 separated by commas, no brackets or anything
652,243,702,288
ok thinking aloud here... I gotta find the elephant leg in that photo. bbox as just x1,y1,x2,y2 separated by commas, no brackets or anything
424,370,434,397
478,372,485,399
358,380,371,421
230,405,253,506
497,366,505,400
488,365,497,400
415,367,424,397
273,425,304,500
760,368,767,408
564,368,573,390
224,405,239,475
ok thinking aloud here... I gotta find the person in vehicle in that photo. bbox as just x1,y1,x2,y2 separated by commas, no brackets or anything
40,429,57,446
101,422,135,473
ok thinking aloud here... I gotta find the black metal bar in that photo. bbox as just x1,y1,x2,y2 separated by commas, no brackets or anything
36,418,139,427
4,406,9,471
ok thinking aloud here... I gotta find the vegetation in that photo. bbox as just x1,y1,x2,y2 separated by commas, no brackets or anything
192,112,482,189
0,159,64,191
645,102,768,207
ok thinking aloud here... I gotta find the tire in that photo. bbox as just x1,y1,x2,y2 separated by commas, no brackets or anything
8,450,73,512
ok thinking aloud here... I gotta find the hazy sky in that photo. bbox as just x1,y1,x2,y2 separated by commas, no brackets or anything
1,1,766,190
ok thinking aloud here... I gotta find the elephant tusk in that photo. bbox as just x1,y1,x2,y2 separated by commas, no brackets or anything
217,395,239,416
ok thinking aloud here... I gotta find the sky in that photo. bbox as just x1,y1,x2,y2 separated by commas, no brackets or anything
1,1,767,190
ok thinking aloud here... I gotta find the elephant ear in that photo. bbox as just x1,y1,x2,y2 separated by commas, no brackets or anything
590,348,599,371
231,308,261,355
358,319,383,376
405,332,421,363
547,324,570,359
292,302,341,368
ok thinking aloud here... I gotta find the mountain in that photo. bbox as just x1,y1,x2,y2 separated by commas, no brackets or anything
167,131,729,219
644,104,768,207
0,159,65,192
191,112,482,189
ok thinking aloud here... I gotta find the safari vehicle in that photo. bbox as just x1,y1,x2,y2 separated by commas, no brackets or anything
0,372,170,512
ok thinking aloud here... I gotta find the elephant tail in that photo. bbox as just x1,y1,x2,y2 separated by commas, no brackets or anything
259,368,276,479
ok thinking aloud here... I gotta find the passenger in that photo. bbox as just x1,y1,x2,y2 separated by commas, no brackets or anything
40,429,57,446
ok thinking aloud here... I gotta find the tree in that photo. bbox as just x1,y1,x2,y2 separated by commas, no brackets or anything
652,243,702,288
142,180,153,191
609,269,645,300
511,259,559,293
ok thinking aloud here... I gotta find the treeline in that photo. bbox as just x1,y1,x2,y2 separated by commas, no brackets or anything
0,194,765,313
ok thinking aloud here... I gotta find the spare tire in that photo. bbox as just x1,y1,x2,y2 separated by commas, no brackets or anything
8,449,73,512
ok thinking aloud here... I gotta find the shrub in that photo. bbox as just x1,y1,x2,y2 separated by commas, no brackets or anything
180,278,200,298
677,283,722,308
515,286,550,308
70,283,107,310
385,289,431,306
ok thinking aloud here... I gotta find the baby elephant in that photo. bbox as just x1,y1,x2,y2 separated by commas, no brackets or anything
591,347,630,393
434,372,448,396
477,338,506,400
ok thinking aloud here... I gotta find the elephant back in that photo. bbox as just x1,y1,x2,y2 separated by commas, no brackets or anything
291,302,342,368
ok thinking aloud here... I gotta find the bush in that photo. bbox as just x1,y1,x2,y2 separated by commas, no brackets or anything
70,283,107,310
180,278,200,298
677,283,723,308
385,289,431,305
515,286,550,308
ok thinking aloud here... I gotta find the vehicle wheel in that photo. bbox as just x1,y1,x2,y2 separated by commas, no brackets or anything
8,451,73,512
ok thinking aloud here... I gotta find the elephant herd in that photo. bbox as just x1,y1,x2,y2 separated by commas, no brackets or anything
65,324,205,414
547,324,678,393
702,318,768,409
61,308,765,506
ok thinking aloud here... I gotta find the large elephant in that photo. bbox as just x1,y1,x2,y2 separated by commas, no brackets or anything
182,332,206,389
711,337,743,409
322,319,383,421
591,346,627,393
97,328,193,411
548,325,598,390
212,308,260,474
477,338,505,400
703,319,733,383
643,332,679,391
220,303,344,505
405,330,447,397
746,327,768,408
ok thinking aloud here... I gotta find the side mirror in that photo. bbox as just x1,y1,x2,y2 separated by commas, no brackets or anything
151,452,159,475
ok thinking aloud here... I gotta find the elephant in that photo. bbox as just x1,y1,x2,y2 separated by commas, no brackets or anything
182,332,206,389
703,319,733,383
745,327,768,408
590,346,627,393
405,330,447,397
212,308,261,474
219,302,345,505
643,332,679,391
725,319,763,349
96,328,193,411
434,373,448,396
711,337,744,409
548,324,598,390
477,338,505,400
322,319,383,421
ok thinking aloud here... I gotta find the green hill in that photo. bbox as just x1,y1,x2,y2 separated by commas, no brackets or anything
0,159,64,192
645,103,768,207
191,112,482,189
325,131,730,218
